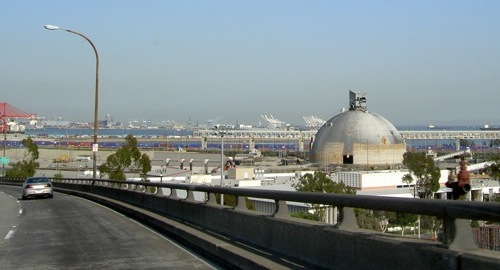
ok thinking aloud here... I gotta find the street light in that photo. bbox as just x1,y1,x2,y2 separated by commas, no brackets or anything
220,130,225,205
215,125,225,205
44,24,99,180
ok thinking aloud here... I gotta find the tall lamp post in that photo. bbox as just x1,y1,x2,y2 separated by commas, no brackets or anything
215,125,225,205
220,130,225,205
44,24,99,180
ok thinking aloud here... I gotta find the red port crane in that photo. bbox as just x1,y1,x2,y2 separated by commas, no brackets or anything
1,102,36,173
0,102,35,133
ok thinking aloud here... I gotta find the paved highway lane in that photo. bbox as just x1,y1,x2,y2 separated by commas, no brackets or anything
0,189,21,246
0,186,218,269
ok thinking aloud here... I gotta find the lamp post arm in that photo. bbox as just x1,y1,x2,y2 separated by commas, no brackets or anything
65,29,99,64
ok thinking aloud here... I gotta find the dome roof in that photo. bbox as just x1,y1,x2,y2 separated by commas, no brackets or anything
313,110,404,154
310,91,406,165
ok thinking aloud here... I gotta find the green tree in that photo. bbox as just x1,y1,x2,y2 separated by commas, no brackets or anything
386,211,419,236
215,194,255,210
291,211,321,221
6,138,40,178
419,215,443,240
355,209,387,231
486,157,500,184
98,135,151,180
489,139,500,148
402,152,441,198
294,171,356,194
137,153,152,177
459,139,472,148
293,171,356,221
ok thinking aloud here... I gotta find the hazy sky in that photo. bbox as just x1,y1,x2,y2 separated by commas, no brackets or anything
1,1,499,127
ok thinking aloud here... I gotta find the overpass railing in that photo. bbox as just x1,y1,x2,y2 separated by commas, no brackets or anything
2,177,499,269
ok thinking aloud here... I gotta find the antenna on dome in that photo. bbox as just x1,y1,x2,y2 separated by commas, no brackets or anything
349,90,367,111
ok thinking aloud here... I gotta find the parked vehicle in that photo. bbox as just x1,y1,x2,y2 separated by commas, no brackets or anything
22,177,53,200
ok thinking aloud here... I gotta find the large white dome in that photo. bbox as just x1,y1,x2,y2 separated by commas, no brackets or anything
310,91,406,166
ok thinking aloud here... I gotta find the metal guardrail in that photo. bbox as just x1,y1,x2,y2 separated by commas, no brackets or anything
2,176,499,252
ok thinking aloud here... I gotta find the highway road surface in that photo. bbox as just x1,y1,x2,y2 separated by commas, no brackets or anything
0,185,219,269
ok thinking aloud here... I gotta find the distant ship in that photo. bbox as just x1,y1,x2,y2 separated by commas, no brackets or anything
480,124,500,131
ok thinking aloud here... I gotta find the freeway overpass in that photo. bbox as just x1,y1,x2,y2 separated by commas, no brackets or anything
1,177,499,269
3,129,500,153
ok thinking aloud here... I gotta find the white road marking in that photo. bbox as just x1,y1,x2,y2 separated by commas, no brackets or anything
5,230,14,240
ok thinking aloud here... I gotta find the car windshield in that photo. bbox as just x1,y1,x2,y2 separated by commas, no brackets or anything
26,178,50,184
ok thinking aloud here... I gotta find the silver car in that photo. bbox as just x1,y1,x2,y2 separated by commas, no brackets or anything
22,177,53,200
